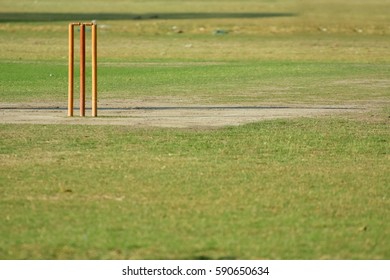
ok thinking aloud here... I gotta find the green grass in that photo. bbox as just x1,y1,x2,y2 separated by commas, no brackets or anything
1,60,389,104
1,118,389,259
1,0,390,259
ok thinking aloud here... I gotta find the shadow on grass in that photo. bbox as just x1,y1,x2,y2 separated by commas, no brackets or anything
193,255,237,260
0,12,296,23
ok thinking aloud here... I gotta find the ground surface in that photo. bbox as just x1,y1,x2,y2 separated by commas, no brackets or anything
0,100,362,127
1,0,389,260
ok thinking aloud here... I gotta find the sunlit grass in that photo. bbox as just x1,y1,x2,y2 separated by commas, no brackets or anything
1,0,390,260
1,118,389,259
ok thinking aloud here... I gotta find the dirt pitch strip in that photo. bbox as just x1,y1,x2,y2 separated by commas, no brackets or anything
0,100,362,128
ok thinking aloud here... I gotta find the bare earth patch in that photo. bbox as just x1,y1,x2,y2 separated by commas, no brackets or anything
0,100,363,128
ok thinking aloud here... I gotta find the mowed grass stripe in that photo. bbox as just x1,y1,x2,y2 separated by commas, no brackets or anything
1,60,389,103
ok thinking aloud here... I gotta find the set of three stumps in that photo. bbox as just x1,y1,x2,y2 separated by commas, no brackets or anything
68,22,98,117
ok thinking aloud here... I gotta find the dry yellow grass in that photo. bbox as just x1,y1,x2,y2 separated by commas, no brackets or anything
1,0,389,61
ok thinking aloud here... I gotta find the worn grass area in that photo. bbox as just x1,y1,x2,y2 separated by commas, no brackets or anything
1,117,389,259
0,0,390,259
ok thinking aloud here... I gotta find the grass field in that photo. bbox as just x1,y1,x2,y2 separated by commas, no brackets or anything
0,0,389,259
